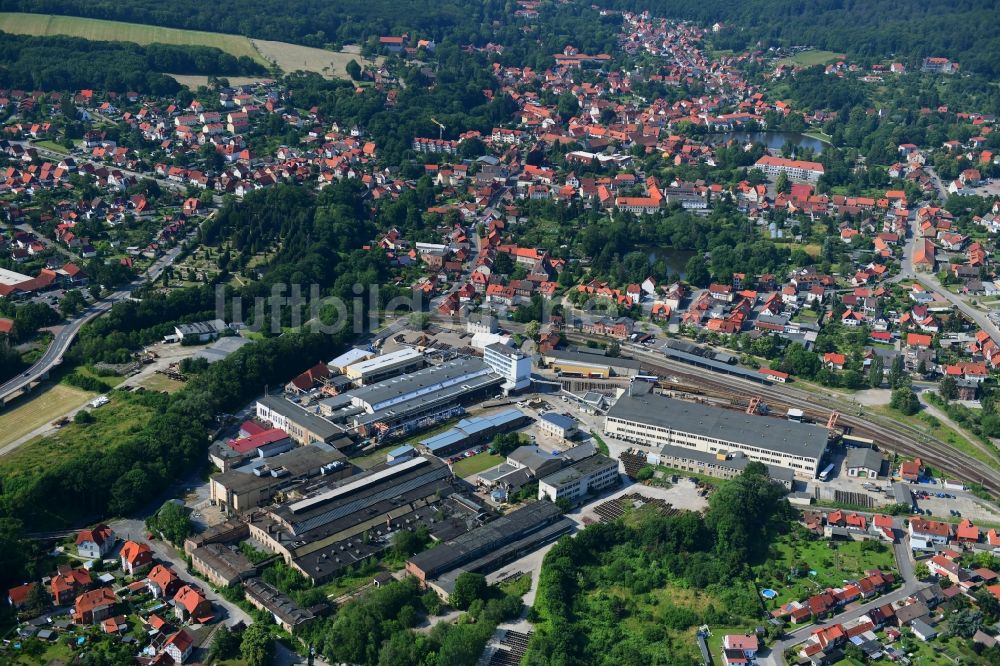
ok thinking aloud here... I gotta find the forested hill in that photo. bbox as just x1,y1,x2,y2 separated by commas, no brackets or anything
597,0,1000,77
0,0,509,48
0,32,266,94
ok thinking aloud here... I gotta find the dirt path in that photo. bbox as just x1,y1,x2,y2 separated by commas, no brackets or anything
918,392,996,463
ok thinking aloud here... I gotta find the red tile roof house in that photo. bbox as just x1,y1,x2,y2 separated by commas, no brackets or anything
146,564,182,600
928,554,964,583
101,614,128,634
7,582,36,609
73,587,117,624
899,457,923,482
165,629,195,663
173,584,214,624
823,352,846,370
908,517,951,550
723,634,759,665
120,540,153,575
956,518,980,543
872,514,895,542
75,524,115,559
50,566,93,605
285,361,330,394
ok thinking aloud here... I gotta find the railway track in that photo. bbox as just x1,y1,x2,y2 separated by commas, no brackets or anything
561,333,1000,496
630,351,1000,497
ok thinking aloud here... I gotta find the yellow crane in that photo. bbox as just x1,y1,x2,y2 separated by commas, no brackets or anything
430,117,445,140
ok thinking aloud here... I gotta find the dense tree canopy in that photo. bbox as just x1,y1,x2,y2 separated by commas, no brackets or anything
0,32,263,93
525,467,793,664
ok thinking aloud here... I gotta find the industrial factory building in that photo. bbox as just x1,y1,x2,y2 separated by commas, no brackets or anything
247,456,481,583
603,383,828,477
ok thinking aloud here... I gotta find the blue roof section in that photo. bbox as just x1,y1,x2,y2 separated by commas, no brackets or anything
421,430,467,453
541,413,576,430
420,409,527,453
388,445,415,458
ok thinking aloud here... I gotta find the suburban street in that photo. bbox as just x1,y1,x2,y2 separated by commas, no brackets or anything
109,515,254,629
22,140,191,194
0,140,208,403
899,213,1000,342
760,522,924,666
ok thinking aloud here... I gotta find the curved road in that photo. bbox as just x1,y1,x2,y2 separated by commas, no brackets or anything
897,208,1000,341
0,233,193,404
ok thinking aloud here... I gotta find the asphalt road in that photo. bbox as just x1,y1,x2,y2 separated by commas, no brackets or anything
21,140,190,194
0,230,194,403
898,212,1000,342
760,524,923,666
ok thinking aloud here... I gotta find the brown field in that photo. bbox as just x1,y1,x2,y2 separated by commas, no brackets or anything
251,39,383,79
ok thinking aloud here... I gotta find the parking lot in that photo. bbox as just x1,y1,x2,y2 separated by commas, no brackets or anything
819,453,1000,524
908,484,1000,523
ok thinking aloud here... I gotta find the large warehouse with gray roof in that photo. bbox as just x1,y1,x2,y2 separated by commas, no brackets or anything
604,384,828,477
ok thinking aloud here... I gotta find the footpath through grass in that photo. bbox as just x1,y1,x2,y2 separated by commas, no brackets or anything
0,383,95,448
0,392,154,476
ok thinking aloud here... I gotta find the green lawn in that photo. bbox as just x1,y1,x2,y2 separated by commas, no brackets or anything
591,431,610,456
777,50,844,66
351,443,402,470
451,453,503,478
0,392,155,482
137,373,186,393
603,582,761,664
71,365,127,387
803,130,833,144
33,139,69,154
774,241,822,257
867,404,999,471
0,12,267,64
0,383,96,448
757,529,897,610
4,638,76,665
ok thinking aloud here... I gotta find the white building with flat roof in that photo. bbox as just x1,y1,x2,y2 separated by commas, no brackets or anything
344,347,424,385
483,342,531,392
538,454,619,504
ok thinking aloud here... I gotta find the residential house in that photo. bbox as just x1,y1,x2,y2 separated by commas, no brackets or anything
75,525,115,559
146,565,182,600
164,630,195,663
73,587,117,624
50,566,92,605
899,457,923,482
722,634,758,666
120,540,153,575
173,585,213,623
7,582,36,610
909,517,951,550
